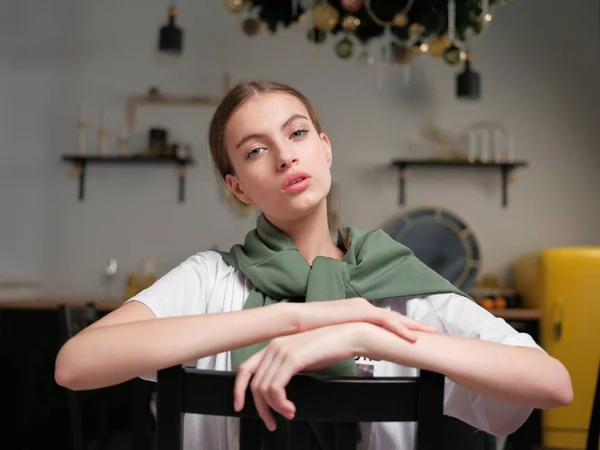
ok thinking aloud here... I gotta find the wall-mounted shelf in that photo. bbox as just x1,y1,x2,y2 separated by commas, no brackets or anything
125,73,231,128
61,154,194,203
126,94,221,129
390,159,528,208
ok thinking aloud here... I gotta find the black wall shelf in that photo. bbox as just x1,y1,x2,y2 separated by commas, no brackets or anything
61,154,194,203
391,159,528,208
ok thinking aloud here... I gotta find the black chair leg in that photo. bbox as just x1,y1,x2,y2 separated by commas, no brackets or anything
156,366,183,450
67,389,85,450
586,361,600,450
334,423,357,450
240,418,262,450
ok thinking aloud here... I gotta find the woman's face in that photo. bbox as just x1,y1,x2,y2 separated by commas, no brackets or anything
224,92,333,223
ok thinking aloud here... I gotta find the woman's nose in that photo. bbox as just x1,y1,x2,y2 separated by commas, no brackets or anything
278,152,298,171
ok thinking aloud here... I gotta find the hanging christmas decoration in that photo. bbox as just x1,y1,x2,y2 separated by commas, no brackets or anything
225,0,510,97
227,0,507,61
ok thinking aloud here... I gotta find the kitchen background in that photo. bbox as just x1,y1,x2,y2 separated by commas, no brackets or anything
2,0,599,299
0,1,599,449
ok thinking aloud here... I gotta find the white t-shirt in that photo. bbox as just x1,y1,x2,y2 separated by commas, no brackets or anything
127,251,542,450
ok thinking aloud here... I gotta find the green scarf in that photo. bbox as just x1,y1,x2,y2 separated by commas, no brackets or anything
220,214,466,375
220,214,466,449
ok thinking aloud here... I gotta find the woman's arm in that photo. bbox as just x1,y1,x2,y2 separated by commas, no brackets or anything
357,324,573,409
55,298,434,391
232,322,572,430
54,300,298,391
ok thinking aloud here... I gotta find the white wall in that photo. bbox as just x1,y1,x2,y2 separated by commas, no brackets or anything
1,0,598,298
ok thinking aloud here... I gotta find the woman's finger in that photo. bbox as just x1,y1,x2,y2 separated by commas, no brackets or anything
234,351,264,411
252,389,277,431
260,352,295,419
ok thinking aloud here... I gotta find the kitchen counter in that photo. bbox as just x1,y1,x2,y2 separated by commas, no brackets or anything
0,299,542,320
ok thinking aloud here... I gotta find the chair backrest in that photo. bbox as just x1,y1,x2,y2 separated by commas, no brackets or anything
155,365,445,450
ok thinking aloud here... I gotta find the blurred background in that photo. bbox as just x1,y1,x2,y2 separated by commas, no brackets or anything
0,0,598,449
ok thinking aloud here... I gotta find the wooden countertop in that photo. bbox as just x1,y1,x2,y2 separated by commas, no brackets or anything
0,299,542,320
0,299,123,311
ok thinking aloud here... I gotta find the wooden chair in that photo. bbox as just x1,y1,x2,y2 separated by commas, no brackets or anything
155,365,445,450
586,358,600,450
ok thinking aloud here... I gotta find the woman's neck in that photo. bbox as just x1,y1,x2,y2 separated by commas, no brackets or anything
268,202,343,264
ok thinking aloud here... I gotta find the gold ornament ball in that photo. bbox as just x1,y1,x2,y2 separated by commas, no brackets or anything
313,3,340,32
428,35,450,57
225,0,247,13
477,13,493,23
242,17,261,36
412,40,429,54
392,42,412,65
393,13,408,28
340,0,363,13
341,15,361,31
409,23,425,35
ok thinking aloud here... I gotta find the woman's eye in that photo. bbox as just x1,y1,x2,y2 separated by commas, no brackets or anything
246,147,265,159
291,129,308,139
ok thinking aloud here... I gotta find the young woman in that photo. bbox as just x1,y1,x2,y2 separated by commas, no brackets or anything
55,80,572,450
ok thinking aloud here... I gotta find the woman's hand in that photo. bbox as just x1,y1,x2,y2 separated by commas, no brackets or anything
288,297,436,344
233,322,366,431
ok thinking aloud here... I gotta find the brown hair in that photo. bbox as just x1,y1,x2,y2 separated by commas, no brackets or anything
208,80,323,180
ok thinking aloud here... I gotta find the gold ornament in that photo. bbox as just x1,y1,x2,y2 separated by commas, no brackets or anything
392,13,408,28
341,15,361,31
340,0,363,13
428,35,450,57
477,13,493,23
225,0,247,14
313,3,339,32
242,17,261,36
392,42,412,65
409,23,425,34
412,40,429,54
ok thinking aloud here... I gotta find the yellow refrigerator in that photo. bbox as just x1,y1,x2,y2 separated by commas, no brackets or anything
515,246,600,449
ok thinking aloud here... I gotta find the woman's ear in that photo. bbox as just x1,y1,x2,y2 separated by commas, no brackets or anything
225,174,253,205
320,133,333,167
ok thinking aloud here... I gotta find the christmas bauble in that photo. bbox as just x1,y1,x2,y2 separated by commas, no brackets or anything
335,37,354,59
393,13,408,28
307,27,327,44
341,0,363,13
341,15,361,31
242,17,261,36
428,35,450,57
391,42,412,65
443,45,466,65
313,3,339,32
225,0,246,14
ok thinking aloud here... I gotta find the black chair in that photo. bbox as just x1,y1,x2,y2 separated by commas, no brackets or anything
586,358,600,450
155,365,445,450
58,303,113,450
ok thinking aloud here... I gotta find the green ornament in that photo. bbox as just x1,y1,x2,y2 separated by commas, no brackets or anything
443,45,465,65
335,37,354,59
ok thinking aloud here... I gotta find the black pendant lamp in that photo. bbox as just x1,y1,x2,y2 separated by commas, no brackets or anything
457,58,480,99
158,3,183,55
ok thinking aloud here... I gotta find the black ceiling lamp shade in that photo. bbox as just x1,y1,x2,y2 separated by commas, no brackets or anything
158,4,183,54
457,59,480,100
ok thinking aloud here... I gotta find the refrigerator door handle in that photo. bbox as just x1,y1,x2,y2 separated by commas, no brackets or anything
552,299,564,341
